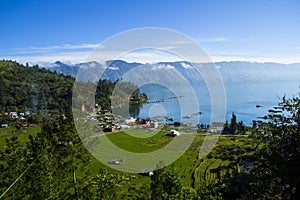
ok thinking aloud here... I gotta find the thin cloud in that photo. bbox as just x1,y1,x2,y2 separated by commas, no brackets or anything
118,50,184,64
14,43,100,51
198,37,255,43
3,51,90,65
4,50,300,65
209,50,249,57
0,43,101,61
108,66,119,70
181,62,192,69
210,55,300,64
2,41,300,65
151,64,175,71
198,37,228,43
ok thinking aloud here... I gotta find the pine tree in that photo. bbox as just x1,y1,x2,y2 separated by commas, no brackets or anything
230,112,237,134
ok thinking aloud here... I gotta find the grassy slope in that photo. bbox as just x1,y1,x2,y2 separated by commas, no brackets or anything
106,129,172,153
0,126,257,198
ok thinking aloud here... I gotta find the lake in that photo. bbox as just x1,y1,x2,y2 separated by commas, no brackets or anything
131,81,299,126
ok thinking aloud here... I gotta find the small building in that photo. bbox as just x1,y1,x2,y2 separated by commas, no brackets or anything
1,124,8,128
9,112,18,118
150,121,159,128
165,130,181,137
125,117,136,125
109,158,121,165
143,169,154,176
170,130,180,136
119,124,130,129
145,118,150,126
21,122,28,128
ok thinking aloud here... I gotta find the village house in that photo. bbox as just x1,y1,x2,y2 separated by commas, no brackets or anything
1,124,8,128
150,121,159,128
9,112,18,119
125,117,136,125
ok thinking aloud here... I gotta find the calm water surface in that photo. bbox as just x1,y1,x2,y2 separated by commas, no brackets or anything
133,81,299,126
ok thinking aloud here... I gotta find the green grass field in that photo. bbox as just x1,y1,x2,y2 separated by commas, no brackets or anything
0,125,258,198
106,129,172,153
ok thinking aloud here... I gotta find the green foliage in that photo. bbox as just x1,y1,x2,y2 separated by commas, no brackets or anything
0,60,74,113
231,113,237,133
82,169,134,199
151,167,183,199
223,113,245,134
217,94,300,199
0,60,147,117
95,79,114,111
1,60,300,199
245,95,300,199
0,136,27,198
0,118,91,199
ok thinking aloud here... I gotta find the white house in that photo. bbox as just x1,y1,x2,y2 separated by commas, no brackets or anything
1,124,8,128
170,130,181,136
125,117,136,124
9,112,18,118
150,121,159,128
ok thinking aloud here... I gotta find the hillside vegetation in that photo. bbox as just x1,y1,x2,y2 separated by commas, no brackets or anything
0,60,74,112
0,60,299,199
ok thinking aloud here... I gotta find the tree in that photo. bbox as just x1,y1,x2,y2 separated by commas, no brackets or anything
82,169,133,199
248,94,300,199
151,167,183,199
0,136,28,199
230,113,237,134
0,118,91,199
252,120,257,129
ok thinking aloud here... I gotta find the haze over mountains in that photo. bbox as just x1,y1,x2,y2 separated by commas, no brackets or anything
40,60,300,83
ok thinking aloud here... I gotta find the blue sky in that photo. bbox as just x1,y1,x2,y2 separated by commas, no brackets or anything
0,0,300,64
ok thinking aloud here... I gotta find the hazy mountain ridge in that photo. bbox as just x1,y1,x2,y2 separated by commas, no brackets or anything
216,61,300,83
41,60,300,83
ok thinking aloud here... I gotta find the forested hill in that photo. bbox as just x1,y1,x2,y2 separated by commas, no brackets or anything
0,60,74,112
0,60,146,114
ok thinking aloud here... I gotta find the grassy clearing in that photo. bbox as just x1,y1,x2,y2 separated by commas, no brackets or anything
106,129,172,153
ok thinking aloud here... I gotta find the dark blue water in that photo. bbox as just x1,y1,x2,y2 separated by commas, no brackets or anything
135,81,299,126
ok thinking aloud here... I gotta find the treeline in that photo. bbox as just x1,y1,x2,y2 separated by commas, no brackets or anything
0,60,74,112
0,60,146,115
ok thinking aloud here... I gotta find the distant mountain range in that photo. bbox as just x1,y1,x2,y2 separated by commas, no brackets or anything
40,60,300,83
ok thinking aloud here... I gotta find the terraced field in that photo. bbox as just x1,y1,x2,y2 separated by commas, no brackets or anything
0,124,258,198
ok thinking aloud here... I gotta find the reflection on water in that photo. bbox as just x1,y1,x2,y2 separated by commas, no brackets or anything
129,102,144,118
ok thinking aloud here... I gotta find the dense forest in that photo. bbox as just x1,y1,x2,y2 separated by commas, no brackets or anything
0,60,146,115
0,60,74,112
0,60,299,199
